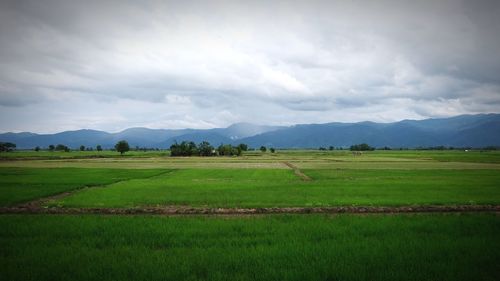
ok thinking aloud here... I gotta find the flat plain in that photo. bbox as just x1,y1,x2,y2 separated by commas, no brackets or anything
1,149,499,281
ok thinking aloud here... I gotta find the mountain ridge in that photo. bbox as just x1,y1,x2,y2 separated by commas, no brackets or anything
1,114,499,149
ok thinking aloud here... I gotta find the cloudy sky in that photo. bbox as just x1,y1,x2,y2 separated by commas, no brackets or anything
1,0,499,133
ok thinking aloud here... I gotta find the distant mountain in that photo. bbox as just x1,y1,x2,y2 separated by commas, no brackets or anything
160,123,284,147
240,114,500,148
112,127,192,147
0,122,283,149
1,114,499,149
214,123,285,140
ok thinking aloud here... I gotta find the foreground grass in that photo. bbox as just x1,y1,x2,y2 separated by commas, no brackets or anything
55,168,500,208
0,168,167,206
1,214,498,281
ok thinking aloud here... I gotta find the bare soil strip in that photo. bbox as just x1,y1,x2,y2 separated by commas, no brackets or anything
1,205,498,215
283,161,312,181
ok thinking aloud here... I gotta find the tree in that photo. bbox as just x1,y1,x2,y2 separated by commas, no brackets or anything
260,146,267,153
96,145,103,151
170,141,198,156
198,141,215,156
270,147,275,153
80,145,85,151
115,140,130,155
218,144,241,156
34,146,40,152
237,143,248,152
329,146,334,151
49,145,55,152
0,142,16,152
55,144,69,152
349,143,374,151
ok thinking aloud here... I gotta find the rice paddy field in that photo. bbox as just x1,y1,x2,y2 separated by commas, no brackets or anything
1,149,499,280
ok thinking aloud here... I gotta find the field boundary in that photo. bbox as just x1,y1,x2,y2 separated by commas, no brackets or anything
1,205,498,215
283,161,312,181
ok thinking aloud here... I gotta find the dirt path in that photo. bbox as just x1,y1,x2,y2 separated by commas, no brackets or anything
1,205,498,215
283,161,312,181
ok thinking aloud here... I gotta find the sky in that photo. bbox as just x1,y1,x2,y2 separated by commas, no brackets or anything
1,0,499,133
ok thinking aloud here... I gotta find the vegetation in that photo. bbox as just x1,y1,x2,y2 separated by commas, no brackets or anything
0,168,165,206
1,214,498,281
198,141,214,156
0,150,170,160
114,140,130,155
170,141,198,156
260,145,267,152
55,144,70,152
237,143,248,151
350,143,375,151
0,142,16,152
217,144,241,156
96,145,103,151
1,149,499,280
170,141,244,157
54,168,500,208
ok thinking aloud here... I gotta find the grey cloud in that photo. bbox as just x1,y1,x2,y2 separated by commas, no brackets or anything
0,0,499,132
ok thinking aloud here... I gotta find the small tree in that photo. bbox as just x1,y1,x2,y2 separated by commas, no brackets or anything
34,146,40,152
0,142,16,152
198,141,214,156
270,147,275,153
350,143,374,151
96,145,103,151
55,144,69,152
115,140,130,155
237,143,248,152
217,144,241,156
49,145,55,152
80,145,85,151
260,146,267,153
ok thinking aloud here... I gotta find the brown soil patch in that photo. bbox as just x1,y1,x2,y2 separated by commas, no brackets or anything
1,205,498,215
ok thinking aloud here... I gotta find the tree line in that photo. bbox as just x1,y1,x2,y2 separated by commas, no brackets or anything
170,141,249,157
2,140,498,154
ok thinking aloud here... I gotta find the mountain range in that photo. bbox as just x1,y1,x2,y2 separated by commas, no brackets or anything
1,114,499,149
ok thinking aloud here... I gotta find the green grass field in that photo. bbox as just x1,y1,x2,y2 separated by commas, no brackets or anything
0,150,169,159
1,150,499,280
52,168,500,208
0,168,166,206
1,214,498,281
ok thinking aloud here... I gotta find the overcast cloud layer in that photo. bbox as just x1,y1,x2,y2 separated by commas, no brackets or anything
1,0,499,133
